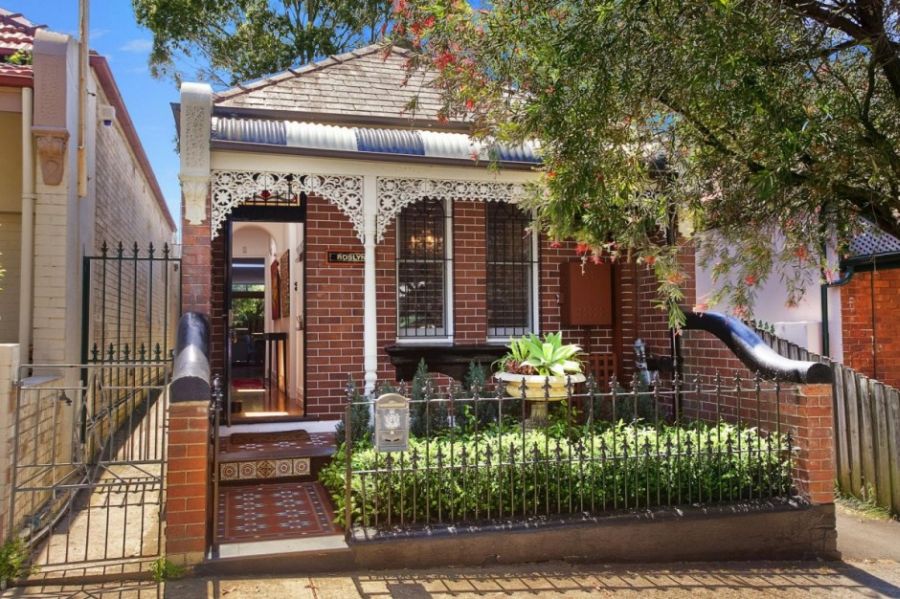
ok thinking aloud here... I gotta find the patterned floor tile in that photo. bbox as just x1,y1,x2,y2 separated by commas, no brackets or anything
217,481,339,543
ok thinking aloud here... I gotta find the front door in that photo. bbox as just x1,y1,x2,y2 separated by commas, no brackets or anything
222,204,306,422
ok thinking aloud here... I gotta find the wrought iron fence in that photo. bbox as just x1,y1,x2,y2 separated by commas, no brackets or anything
82,242,181,365
328,373,797,539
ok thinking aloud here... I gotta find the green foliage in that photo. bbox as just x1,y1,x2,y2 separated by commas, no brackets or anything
131,0,393,85
396,0,900,326
231,297,263,331
320,422,790,528
150,557,185,582
409,359,448,437
2,50,31,66
335,376,372,447
0,537,34,585
497,332,583,377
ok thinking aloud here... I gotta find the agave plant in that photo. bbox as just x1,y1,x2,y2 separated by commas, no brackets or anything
497,332,583,377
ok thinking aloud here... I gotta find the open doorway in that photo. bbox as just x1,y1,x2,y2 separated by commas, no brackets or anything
227,221,305,421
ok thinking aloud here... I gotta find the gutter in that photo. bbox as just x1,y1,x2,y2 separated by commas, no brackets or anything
18,86,34,361
89,54,176,232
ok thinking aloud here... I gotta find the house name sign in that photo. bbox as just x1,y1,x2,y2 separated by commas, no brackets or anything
374,393,410,452
327,251,365,264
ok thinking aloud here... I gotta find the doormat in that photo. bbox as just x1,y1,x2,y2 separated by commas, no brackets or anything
232,378,265,391
217,482,339,542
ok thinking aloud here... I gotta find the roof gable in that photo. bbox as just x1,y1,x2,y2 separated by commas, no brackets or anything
215,44,450,123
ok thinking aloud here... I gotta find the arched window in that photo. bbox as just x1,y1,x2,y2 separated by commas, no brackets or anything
487,202,537,338
397,198,451,339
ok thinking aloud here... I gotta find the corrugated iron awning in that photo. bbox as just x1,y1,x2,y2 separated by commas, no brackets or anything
210,115,541,166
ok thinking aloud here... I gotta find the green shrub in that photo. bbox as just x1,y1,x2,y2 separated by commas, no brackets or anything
0,537,34,586
409,360,449,437
150,557,185,582
321,422,790,529
335,376,372,447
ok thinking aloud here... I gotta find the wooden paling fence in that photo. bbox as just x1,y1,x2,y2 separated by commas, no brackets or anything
758,329,900,515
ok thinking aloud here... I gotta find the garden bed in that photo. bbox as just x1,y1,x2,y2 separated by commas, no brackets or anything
320,420,792,532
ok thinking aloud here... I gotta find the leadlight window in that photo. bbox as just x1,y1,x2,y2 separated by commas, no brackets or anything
397,198,450,338
487,202,536,338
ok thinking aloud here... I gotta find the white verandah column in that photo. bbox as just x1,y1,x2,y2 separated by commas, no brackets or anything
363,175,378,396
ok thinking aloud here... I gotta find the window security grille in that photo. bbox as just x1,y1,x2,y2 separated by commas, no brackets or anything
487,202,535,337
397,199,448,338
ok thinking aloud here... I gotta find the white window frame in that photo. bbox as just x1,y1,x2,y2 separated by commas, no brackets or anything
395,198,454,345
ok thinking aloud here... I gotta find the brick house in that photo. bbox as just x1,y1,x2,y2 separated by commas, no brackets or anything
168,44,841,566
176,44,681,421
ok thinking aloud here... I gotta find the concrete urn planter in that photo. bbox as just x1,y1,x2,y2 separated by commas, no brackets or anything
494,372,586,425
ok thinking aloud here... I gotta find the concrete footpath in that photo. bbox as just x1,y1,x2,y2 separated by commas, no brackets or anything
3,505,898,598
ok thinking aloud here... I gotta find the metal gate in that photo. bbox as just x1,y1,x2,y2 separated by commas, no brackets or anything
5,243,181,578
8,362,170,575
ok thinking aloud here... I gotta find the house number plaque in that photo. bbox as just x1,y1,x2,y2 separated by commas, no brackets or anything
327,251,364,264
375,393,410,452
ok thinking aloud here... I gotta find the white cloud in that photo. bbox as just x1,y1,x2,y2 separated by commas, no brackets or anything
120,39,153,53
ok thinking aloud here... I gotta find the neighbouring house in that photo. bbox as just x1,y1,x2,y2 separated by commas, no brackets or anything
837,224,900,389
0,8,176,541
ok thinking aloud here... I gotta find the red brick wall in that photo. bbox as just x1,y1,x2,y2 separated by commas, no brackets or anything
841,269,900,389
208,198,676,418
305,195,366,417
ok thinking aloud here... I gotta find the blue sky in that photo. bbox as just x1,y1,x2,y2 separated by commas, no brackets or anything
6,1,182,229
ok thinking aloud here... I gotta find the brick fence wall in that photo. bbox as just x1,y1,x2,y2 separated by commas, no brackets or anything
841,268,900,389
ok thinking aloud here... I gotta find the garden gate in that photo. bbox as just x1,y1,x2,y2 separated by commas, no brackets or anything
5,243,180,580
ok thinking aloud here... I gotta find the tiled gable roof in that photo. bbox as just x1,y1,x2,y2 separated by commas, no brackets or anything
0,9,40,54
215,44,451,123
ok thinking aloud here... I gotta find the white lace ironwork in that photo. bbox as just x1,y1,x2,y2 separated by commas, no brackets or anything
210,170,364,240
375,177,527,243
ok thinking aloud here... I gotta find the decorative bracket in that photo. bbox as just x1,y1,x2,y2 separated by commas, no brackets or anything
209,170,364,240
32,126,69,186
375,177,527,243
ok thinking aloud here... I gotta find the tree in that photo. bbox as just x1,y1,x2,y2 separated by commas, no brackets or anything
394,0,900,325
132,0,392,85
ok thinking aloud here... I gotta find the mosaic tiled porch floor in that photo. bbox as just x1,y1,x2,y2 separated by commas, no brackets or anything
218,431,336,481
217,481,340,543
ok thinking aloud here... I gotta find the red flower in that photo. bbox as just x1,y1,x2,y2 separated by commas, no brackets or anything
392,0,407,13
575,243,590,256
465,98,475,111
744,274,757,286
546,170,557,180
643,255,656,266
434,51,455,70
793,246,808,260
423,15,435,28
550,241,562,249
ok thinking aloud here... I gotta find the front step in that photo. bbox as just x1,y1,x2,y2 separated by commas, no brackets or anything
217,428,335,484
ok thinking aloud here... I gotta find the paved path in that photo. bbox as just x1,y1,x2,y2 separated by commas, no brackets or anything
5,505,898,598
837,504,900,562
